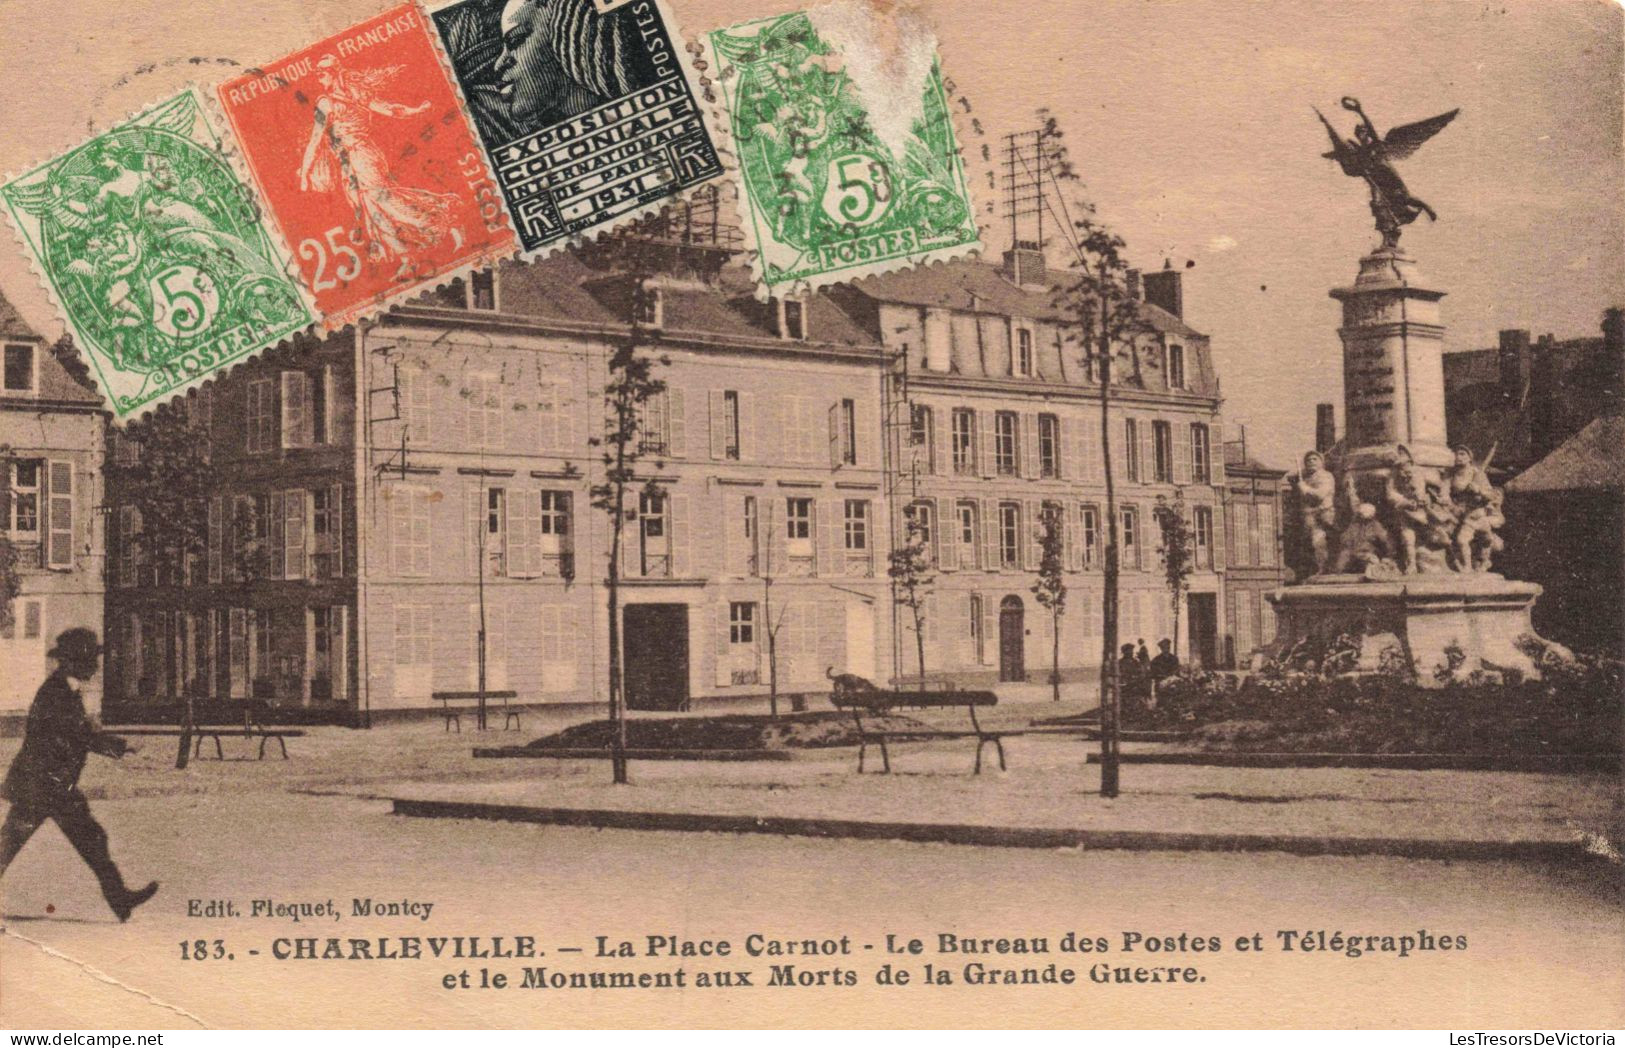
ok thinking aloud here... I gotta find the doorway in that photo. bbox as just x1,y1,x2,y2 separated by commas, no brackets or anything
998,596,1026,682
1187,593,1218,669
623,603,690,711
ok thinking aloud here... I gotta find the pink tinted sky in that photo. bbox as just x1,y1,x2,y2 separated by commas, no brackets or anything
1,0,1619,469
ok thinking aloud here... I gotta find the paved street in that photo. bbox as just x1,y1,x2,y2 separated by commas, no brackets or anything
3,788,1621,1029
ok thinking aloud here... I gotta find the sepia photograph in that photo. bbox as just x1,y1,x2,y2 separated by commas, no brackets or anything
0,0,1619,1032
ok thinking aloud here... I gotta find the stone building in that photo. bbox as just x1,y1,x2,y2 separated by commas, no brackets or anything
1220,441,1286,667
0,293,107,716
834,249,1230,681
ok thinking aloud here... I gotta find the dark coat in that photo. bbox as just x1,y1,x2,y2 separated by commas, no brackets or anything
1,672,126,810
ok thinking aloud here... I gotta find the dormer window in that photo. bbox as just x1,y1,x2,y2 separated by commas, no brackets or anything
776,296,808,340
1167,343,1186,389
1011,323,1035,377
469,269,497,311
3,343,36,395
634,285,663,328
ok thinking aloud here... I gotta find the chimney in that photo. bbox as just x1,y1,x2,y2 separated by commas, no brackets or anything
1315,403,1336,453
1126,269,1142,302
1497,329,1531,401
1003,240,1047,288
1529,333,1559,460
1142,259,1183,319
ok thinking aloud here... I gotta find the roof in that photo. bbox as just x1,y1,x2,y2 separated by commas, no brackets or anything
1223,442,1286,477
0,286,101,407
849,257,1207,341
1505,414,1625,493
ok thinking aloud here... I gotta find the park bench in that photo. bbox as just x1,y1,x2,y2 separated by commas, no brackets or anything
113,701,305,760
431,690,521,732
829,688,1010,774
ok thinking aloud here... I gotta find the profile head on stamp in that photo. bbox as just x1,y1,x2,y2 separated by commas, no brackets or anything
493,0,656,125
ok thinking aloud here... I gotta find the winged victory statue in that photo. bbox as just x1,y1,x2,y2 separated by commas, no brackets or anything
1317,97,1459,249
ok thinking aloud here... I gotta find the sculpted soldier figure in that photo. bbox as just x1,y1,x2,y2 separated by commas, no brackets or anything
1333,502,1397,576
1444,445,1505,572
1382,444,1436,573
1295,450,1338,574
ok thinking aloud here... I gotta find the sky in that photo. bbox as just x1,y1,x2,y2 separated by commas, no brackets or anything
1,0,1619,469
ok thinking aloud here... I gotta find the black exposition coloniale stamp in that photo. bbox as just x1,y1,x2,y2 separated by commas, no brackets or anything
430,0,724,253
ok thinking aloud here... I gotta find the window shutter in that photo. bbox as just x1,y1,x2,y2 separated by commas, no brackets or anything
1020,414,1039,479
321,364,337,446
1064,502,1080,572
827,402,841,469
670,494,691,577
855,399,876,468
281,371,309,449
738,392,756,462
509,489,536,578
1140,424,1155,486
208,496,223,583
46,460,73,568
932,407,950,476
715,601,733,686
720,491,736,577
1175,422,1192,484
709,390,727,460
981,595,998,666
815,500,834,576
1212,420,1226,483
284,489,306,580
668,387,685,457
759,395,781,465
466,483,484,576
981,497,998,571
1023,499,1041,571
265,492,285,578
936,497,956,571
1080,416,1100,485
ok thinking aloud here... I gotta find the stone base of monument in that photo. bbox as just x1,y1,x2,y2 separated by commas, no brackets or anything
1267,573,1546,684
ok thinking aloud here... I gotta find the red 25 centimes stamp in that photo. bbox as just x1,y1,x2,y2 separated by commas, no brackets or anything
216,3,515,328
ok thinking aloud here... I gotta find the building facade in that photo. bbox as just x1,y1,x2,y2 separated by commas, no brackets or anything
1220,442,1286,668
1,295,107,716
103,237,1266,719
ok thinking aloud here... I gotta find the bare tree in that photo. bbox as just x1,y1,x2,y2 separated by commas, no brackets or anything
887,509,935,690
588,295,667,785
1153,490,1195,660
1031,500,1068,703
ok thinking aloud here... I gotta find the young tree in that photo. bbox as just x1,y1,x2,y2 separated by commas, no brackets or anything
1042,112,1153,797
588,295,667,785
1153,490,1195,660
887,508,935,690
0,444,18,635
1031,500,1068,703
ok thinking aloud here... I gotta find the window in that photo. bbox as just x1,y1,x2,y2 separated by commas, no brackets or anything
831,398,856,467
998,502,1021,568
722,390,740,460
969,592,985,663
1152,420,1173,483
482,487,507,577
1193,505,1213,570
8,460,39,535
1121,505,1140,569
1257,502,1277,567
639,391,670,455
1191,423,1211,484
281,370,310,449
470,269,497,311
639,490,669,576
1013,326,1034,377
1038,414,1060,478
1230,503,1251,566
1124,417,1140,482
779,297,807,340
401,366,432,444
956,500,979,569
395,603,434,668
312,486,343,579
843,499,869,551
994,411,1018,476
785,497,812,540
634,285,662,327
729,602,756,645
742,495,759,576
906,500,935,562
467,375,502,451
951,408,976,474
4,343,35,393
1167,343,1186,389
310,368,329,445
390,487,433,577
539,490,572,576
909,404,934,473
1081,505,1100,569
247,378,275,454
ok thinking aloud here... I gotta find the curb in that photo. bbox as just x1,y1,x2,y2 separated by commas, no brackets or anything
389,797,1589,862
1083,752,1620,772
473,747,794,762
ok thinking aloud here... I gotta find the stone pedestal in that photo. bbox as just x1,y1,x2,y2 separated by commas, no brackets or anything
1268,573,1544,683
1330,247,1449,490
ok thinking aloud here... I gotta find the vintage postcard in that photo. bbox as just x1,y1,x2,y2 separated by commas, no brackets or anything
0,0,1621,1034
427,0,725,255
1,89,314,420
702,2,982,295
215,4,518,330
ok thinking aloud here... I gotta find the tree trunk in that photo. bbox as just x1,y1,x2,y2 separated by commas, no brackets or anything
913,603,926,692
1098,307,1122,798
764,578,778,719
1051,607,1061,702
607,434,629,785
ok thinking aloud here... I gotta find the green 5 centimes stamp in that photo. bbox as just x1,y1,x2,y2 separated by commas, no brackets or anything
3,89,313,419
704,7,981,295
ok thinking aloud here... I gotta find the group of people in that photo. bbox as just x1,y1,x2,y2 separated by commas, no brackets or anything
1296,443,1505,578
1117,638,1180,710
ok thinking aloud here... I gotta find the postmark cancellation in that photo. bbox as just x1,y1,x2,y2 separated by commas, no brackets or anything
1,88,314,419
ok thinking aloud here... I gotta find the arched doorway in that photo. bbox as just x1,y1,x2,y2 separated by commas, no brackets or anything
999,596,1026,682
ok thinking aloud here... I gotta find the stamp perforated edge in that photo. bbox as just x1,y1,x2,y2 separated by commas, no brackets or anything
422,0,732,265
203,1,522,334
0,84,321,426
694,1,987,303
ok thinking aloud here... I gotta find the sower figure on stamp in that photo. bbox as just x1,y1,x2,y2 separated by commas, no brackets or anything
0,629,158,922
